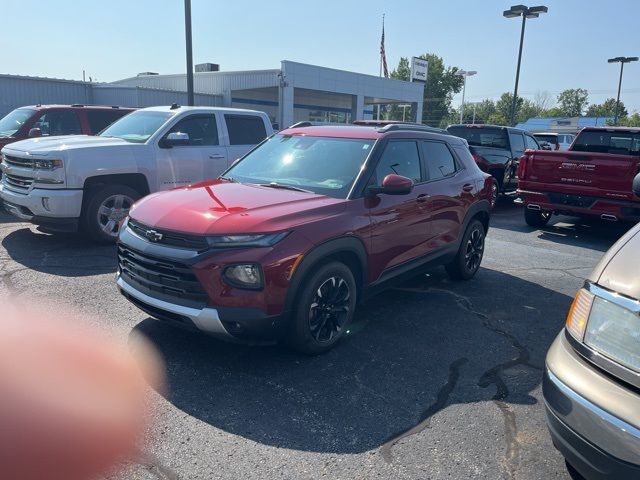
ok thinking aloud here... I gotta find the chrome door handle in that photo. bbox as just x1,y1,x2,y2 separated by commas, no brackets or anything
209,154,225,159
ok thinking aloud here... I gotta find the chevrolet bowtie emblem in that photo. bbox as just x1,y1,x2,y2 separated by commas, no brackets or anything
144,229,163,242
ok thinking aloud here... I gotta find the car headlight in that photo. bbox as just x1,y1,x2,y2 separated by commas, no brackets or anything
34,158,63,169
584,295,640,372
223,264,263,289
206,232,288,248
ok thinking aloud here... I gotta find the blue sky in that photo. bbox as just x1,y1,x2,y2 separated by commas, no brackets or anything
3,0,639,112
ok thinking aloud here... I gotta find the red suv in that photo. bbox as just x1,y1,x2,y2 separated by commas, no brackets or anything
116,124,493,353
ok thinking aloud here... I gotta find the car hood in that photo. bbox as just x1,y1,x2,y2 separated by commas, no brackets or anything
589,222,640,300
128,179,347,235
2,135,129,155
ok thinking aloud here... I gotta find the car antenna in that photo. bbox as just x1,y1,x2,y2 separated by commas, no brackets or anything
170,103,180,110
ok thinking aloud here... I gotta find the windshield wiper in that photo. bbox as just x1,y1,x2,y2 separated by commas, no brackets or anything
219,175,236,182
259,182,313,193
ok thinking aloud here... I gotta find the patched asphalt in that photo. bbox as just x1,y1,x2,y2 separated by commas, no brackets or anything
0,200,631,480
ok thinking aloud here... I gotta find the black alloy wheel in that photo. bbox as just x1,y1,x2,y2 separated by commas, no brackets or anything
308,276,351,343
464,226,484,273
445,219,486,280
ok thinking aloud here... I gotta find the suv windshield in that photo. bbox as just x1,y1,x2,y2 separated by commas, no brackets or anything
0,108,36,137
224,134,375,198
573,131,640,155
99,110,173,143
448,126,508,149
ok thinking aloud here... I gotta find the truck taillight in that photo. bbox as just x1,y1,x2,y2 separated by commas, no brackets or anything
518,155,527,179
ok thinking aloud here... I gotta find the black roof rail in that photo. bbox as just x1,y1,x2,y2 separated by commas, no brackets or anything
70,104,85,107
111,105,120,109
287,121,313,129
170,103,181,110
378,123,449,135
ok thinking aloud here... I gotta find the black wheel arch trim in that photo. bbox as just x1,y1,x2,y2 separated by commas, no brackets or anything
283,235,368,314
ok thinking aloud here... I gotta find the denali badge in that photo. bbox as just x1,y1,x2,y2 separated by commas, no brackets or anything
144,229,163,242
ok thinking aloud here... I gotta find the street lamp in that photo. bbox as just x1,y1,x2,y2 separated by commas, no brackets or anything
503,4,548,126
607,56,638,125
456,70,477,123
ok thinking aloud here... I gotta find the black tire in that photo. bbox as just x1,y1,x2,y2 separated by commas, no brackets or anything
490,177,499,209
82,184,140,243
445,219,485,281
524,207,551,227
286,261,357,355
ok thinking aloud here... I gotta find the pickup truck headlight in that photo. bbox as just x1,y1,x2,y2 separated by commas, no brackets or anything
34,158,63,170
206,232,288,248
584,295,640,372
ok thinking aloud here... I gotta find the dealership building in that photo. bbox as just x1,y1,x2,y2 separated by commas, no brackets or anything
0,61,424,128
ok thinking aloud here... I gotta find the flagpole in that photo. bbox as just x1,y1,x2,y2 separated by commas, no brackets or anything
378,13,385,120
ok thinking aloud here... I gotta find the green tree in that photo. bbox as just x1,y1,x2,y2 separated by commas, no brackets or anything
495,92,522,125
586,98,627,118
618,112,640,127
517,99,539,123
388,54,463,127
557,88,589,116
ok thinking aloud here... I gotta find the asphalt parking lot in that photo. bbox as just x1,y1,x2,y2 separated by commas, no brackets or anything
0,201,633,480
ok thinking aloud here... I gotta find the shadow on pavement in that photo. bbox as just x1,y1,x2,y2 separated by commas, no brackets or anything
133,267,572,456
1,225,117,277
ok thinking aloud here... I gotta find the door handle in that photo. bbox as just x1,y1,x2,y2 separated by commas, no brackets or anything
462,184,474,192
209,154,225,159
416,193,429,203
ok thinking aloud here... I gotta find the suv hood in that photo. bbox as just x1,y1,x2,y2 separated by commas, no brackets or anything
129,180,347,235
2,135,129,155
589,222,640,300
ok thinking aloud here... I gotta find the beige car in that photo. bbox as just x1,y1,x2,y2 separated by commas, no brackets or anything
544,222,640,478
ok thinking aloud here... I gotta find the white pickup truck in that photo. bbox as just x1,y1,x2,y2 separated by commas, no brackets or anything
0,105,273,242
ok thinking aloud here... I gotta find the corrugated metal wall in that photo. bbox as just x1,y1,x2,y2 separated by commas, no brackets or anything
0,75,92,117
92,86,222,108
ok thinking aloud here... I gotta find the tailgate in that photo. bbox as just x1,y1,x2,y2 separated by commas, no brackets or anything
524,150,639,200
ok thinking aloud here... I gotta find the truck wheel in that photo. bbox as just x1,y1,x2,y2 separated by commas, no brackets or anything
82,185,140,243
524,208,551,228
286,261,357,355
490,178,499,209
445,219,485,281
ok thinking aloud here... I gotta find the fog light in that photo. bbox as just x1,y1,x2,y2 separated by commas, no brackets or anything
41,197,51,212
223,264,263,289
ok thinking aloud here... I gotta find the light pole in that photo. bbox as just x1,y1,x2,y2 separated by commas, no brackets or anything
456,70,477,123
184,0,194,106
503,4,548,126
607,56,638,125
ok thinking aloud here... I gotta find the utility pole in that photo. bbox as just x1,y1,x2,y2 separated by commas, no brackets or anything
184,0,194,106
608,56,638,125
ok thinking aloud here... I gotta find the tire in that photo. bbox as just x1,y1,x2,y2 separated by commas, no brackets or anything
524,207,551,228
490,177,499,209
286,261,357,355
82,184,140,243
445,219,485,281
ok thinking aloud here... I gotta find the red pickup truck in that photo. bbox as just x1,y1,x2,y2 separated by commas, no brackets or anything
518,127,640,226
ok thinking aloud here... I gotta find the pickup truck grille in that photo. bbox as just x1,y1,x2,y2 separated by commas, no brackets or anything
4,173,33,192
3,155,34,168
117,245,208,305
128,219,209,251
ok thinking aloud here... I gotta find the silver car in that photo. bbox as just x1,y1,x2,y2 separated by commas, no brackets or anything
543,218,640,478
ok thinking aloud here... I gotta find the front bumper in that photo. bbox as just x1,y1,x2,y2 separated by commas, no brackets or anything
0,183,83,229
518,189,640,222
543,332,640,479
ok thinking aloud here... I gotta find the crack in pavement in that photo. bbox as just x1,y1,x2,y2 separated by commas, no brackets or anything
390,286,542,478
379,357,468,463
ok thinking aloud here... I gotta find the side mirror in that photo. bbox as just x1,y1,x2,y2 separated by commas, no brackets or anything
28,128,42,138
368,174,414,196
162,132,189,147
633,172,640,197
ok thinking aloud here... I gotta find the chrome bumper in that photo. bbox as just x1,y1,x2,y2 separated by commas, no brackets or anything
116,274,233,339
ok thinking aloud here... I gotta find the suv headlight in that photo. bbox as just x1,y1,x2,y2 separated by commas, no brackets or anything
206,232,288,248
34,158,63,169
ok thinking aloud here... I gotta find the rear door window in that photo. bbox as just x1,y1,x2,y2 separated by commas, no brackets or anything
509,132,525,156
422,141,458,180
87,110,128,134
32,110,82,136
167,115,219,146
374,140,422,184
224,115,267,145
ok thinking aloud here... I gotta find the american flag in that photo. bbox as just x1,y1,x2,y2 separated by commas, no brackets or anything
380,16,389,78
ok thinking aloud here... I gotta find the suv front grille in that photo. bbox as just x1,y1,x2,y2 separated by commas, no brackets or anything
128,219,209,251
3,155,34,168
117,245,208,304
4,173,34,192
